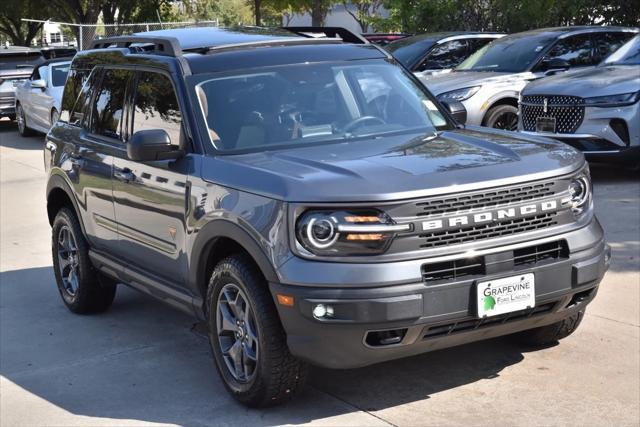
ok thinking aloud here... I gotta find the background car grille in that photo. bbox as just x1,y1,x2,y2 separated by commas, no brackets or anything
521,95,585,134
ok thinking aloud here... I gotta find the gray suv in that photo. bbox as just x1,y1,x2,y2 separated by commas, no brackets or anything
44,27,610,407
420,26,638,130
519,35,640,167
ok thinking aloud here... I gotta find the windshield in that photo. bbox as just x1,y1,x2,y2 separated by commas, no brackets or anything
51,63,70,87
0,52,43,70
195,61,450,152
604,35,640,65
456,32,557,72
386,37,437,69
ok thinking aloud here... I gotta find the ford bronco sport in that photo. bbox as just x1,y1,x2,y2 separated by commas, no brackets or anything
45,27,610,407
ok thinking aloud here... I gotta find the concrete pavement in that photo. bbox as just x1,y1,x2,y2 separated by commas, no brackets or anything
1,118,638,426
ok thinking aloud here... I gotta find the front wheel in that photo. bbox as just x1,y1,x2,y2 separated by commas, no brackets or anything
512,310,584,347
484,104,519,131
206,255,307,407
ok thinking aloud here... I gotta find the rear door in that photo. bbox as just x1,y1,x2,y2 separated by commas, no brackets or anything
112,69,190,286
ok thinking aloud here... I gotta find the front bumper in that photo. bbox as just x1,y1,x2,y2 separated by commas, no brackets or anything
270,219,609,369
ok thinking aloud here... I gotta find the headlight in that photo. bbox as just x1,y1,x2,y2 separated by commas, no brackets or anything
584,91,640,107
568,172,591,215
437,86,480,102
295,209,411,256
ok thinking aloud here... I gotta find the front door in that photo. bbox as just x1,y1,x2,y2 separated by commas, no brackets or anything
112,69,190,286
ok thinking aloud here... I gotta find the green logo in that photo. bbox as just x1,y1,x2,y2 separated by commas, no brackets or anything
483,295,496,311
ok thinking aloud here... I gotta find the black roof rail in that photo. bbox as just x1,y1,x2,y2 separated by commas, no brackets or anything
283,27,369,44
89,36,182,57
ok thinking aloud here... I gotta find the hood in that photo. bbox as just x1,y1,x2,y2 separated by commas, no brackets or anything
523,65,640,97
419,71,529,96
204,128,583,203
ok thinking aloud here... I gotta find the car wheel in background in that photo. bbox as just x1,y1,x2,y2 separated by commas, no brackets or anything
511,310,585,347
484,104,519,131
50,109,59,128
206,254,308,407
16,104,35,137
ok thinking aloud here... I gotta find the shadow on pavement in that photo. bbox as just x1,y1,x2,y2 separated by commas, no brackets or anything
1,266,525,426
0,119,44,150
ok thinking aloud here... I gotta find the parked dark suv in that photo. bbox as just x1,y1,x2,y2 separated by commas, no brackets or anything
45,27,610,407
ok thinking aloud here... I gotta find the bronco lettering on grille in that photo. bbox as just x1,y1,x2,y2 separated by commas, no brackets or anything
421,200,558,231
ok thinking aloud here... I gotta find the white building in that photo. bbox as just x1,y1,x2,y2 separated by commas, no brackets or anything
285,2,389,34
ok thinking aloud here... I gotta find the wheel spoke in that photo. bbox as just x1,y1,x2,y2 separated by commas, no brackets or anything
217,302,237,334
227,340,243,378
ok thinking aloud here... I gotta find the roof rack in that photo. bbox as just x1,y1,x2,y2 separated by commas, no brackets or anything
283,27,369,44
89,36,182,57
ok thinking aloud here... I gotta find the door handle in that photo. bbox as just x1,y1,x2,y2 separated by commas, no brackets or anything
114,168,135,183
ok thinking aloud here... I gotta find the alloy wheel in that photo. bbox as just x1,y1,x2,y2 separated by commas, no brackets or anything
56,225,80,296
492,111,519,131
16,105,25,134
216,283,259,383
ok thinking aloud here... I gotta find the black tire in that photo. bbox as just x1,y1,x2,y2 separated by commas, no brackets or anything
206,255,307,407
484,104,519,131
8,114,16,121
52,207,117,314
512,310,584,347
16,103,35,137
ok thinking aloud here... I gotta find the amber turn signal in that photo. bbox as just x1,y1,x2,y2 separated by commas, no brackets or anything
277,294,295,307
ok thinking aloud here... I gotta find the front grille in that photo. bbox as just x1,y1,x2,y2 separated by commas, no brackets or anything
422,302,557,339
421,240,568,283
521,95,585,134
415,181,555,217
419,213,558,248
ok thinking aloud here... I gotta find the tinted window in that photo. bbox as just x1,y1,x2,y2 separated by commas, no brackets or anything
457,32,558,72
468,38,495,54
604,35,640,65
131,71,182,145
62,69,93,126
544,34,594,67
386,37,438,70
51,63,70,87
419,40,469,71
91,68,133,140
0,52,43,70
30,67,42,81
595,32,635,61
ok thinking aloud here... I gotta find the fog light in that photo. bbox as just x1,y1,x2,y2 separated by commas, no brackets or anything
313,304,334,319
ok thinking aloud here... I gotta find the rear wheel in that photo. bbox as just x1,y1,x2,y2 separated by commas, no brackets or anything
16,103,35,137
52,207,117,314
512,310,584,346
484,104,519,131
206,255,307,407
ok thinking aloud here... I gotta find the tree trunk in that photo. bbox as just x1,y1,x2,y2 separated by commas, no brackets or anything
254,0,262,26
311,0,326,27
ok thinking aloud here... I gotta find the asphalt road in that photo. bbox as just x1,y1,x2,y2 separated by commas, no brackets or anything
1,118,639,427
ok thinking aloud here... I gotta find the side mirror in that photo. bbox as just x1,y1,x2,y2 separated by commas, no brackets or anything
542,57,570,74
441,100,467,125
127,129,183,162
31,79,46,90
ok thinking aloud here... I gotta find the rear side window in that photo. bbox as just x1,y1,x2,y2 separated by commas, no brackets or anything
545,34,594,67
60,68,90,124
131,71,182,145
91,68,134,140
419,40,469,71
594,32,635,61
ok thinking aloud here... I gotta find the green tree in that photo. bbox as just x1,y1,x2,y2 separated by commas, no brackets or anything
342,0,384,32
0,0,50,46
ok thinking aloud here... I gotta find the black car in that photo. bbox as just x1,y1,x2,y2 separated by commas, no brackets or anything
45,26,608,407
0,46,75,120
386,32,505,76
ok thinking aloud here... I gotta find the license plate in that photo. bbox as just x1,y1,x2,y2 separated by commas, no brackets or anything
536,117,556,133
476,273,535,318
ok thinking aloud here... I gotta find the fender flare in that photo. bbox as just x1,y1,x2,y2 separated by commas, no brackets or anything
46,173,87,235
189,219,280,295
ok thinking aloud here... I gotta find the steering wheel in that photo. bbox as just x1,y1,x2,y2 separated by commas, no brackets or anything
342,116,386,133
